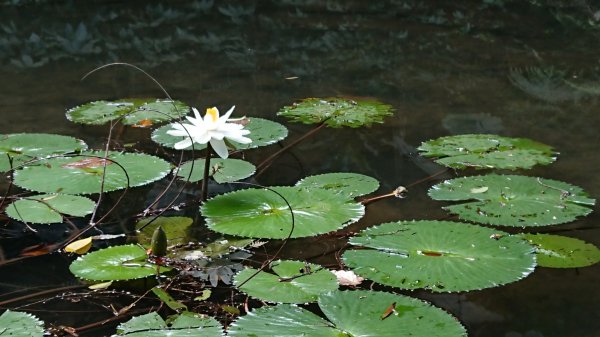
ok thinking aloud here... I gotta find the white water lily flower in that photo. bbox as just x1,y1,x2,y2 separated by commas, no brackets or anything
332,269,364,286
167,106,251,159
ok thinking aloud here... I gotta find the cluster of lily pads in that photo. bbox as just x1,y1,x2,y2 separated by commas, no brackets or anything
1,94,599,336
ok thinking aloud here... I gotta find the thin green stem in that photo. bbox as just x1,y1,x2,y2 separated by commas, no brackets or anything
359,186,407,205
255,121,327,173
201,144,213,202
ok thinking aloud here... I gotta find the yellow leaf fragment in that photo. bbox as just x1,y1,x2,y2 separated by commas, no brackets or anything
89,281,113,290
64,237,93,254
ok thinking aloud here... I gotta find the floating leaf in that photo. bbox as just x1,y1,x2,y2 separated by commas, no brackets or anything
343,220,536,292
65,237,94,255
66,99,189,126
176,158,255,183
428,174,595,227
519,233,600,268
277,97,393,128
234,260,338,303
295,172,379,199
69,245,171,281
228,290,466,337
0,133,87,172
13,151,171,195
152,117,287,150
6,194,96,224
113,311,223,337
201,186,364,239
418,134,555,170
136,216,193,248
0,310,44,337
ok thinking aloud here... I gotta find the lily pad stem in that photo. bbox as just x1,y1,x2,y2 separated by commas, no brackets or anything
360,186,407,205
201,144,213,202
256,121,327,173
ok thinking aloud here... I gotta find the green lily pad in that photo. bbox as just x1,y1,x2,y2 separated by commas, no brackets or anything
417,134,556,170
6,194,96,224
0,133,87,172
66,99,189,126
176,158,255,184
277,97,393,128
228,290,466,337
136,216,193,248
152,117,287,150
295,172,379,199
428,174,595,227
519,233,600,268
13,151,171,195
0,310,44,337
113,311,223,337
343,220,536,292
201,186,364,239
233,260,338,303
69,244,171,281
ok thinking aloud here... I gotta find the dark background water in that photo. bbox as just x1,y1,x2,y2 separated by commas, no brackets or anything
1,1,599,336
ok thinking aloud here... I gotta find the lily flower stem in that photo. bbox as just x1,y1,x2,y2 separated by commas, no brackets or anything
256,121,327,174
359,192,397,205
201,144,213,202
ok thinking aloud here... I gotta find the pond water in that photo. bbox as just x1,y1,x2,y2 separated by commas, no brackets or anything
1,1,599,336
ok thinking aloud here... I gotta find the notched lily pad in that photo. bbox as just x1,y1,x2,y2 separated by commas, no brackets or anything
277,97,393,128
6,194,96,224
0,310,44,337
136,216,193,248
233,260,338,303
519,233,600,268
69,244,171,281
176,158,255,183
0,133,87,172
66,99,189,126
13,151,171,195
418,134,555,170
295,172,379,199
228,290,466,337
152,117,287,150
343,220,536,292
201,186,364,239
113,311,223,337
428,174,595,227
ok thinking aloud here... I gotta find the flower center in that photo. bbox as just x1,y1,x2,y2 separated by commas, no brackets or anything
206,108,219,123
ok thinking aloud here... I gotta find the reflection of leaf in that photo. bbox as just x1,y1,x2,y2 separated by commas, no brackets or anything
509,67,584,103
429,175,595,227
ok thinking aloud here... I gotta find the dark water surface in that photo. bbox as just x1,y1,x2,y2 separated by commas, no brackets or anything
1,1,599,336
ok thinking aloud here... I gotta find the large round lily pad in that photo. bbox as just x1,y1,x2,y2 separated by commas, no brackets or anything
233,260,338,303
343,220,536,292
69,244,171,281
0,310,44,337
152,117,287,150
417,134,556,170
66,99,189,126
13,151,171,195
6,194,96,224
201,186,364,239
114,311,223,337
428,174,595,227
176,158,255,183
519,233,600,268
0,133,87,172
295,172,379,199
277,97,393,128
228,290,466,337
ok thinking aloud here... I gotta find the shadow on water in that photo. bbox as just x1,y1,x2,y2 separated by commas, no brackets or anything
1,1,599,336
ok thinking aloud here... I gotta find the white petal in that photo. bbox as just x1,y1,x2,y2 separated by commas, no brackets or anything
194,132,212,144
221,105,236,120
166,129,189,137
174,138,193,150
210,139,229,159
192,107,201,120
227,135,252,144
209,130,226,140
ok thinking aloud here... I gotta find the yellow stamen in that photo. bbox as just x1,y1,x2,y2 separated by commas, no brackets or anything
206,107,219,122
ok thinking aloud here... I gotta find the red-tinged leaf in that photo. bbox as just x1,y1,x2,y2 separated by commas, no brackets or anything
62,157,112,169
20,244,53,256
132,119,153,128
